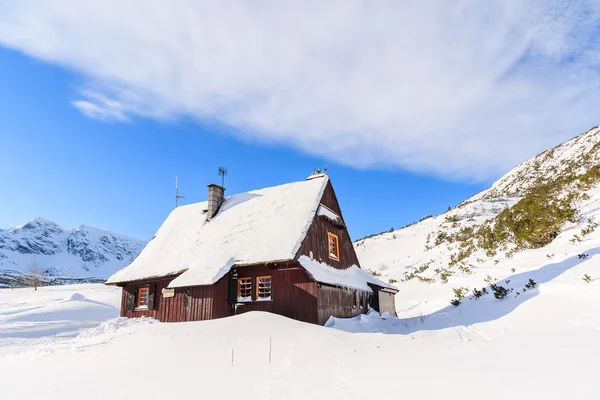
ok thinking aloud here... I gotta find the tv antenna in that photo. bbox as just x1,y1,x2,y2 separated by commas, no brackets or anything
218,167,228,188
312,165,328,175
175,176,185,208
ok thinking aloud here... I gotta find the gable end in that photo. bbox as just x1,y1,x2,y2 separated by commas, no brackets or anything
294,180,361,269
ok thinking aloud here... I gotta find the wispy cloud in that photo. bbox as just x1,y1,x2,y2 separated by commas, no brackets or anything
1,1,599,180
71,91,129,123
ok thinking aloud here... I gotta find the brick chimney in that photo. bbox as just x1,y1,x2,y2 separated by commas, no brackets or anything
207,184,225,221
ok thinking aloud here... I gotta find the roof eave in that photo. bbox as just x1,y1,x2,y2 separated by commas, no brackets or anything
105,269,188,286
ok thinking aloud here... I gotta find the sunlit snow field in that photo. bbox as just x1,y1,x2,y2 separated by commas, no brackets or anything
1,247,599,400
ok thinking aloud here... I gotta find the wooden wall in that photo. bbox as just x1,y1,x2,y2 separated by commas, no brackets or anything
233,263,318,324
376,290,397,316
367,284,398,316
120,275,232,322
273,265,318,324
186,276,232,320
120,262,319,325
121,277,180,322
297,181,361,269
316,285,369,325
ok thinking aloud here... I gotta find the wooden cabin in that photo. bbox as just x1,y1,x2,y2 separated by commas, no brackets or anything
106,173,397,325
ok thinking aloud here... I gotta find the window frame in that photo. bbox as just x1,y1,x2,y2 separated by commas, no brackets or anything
136,286,150,309
327,232,340,261
256,275,272,301
237,277,253,301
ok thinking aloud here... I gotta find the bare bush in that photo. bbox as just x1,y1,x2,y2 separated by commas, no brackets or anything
26,262,44,290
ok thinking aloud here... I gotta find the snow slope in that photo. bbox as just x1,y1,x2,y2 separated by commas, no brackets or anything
355,125,600,316
0,217,147,286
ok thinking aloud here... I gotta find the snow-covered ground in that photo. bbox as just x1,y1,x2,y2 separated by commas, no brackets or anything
1,249,599,400
0,284,121,355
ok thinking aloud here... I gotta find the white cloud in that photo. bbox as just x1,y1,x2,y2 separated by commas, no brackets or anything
71,91,129,123
1,0,599,180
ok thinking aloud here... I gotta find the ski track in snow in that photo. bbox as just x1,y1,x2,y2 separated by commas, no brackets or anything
453,325,491,342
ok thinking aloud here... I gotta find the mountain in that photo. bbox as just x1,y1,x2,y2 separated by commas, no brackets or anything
355,125,600,314
0,217,147,287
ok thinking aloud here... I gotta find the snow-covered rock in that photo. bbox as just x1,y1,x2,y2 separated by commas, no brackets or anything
0,218,146,286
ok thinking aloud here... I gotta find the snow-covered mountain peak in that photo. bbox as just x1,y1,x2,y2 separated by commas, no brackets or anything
0,218,147,287
14,216,64,233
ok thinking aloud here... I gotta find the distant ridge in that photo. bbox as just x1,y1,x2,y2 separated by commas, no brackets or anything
0,217,147,287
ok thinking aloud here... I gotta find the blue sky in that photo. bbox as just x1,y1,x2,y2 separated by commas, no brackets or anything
0,48,485,240
1,2,599,241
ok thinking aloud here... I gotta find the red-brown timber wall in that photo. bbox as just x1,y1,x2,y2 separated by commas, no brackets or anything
296,180,361,269
120,275,232,322
120,262,319,324
231,262,318,324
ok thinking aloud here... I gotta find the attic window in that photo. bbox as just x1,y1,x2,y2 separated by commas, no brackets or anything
137,287,149,308
328,232,339,260
238,277,252,301
257,276,272,300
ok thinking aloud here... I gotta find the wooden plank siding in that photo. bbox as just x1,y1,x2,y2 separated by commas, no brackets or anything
373,288,397,316
319,180,343,216
316,285,369,325
186,275,231,321
296,181,361,269
232,262,318,324
120,275,232,322
120,262,319,324
273,265,318,324
120,277,177,321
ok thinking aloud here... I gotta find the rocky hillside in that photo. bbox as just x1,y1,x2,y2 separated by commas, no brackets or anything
471,126,600,201
0,218,146,287
355,125,600,314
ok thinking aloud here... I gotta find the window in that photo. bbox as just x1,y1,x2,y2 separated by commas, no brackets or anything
137,287,149,308
257,276,272,300
352,290,358,309
327,232,339,260
238,277,252,301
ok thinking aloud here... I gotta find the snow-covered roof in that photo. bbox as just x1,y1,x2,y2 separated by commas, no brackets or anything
107,176,329,287
298,256,397,292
